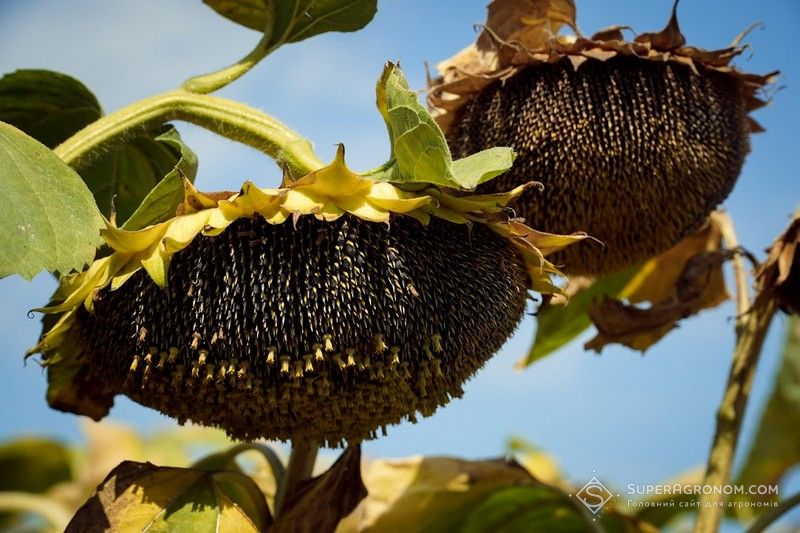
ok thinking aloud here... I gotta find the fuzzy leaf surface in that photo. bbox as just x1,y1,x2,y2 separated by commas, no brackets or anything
371,63,514,189
0,122,103,279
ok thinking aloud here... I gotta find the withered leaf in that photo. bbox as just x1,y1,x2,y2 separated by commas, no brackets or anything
65,460,271,532
585,217,731,352
633,1,686,51
477,0,577,53
273,446,366,533
336,455,656,533
754,212,800,314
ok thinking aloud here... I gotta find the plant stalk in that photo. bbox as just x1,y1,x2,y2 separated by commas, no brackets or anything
695,215,779,533
54,90,324,178
694,298,779,532
182,28,276,94
274,439,319,517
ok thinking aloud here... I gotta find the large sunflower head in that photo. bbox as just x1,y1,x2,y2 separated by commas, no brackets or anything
28,141,585,446
430,2,777,276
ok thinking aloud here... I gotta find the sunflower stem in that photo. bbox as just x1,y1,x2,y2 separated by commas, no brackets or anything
54,90,324,178
275,439,319,517
181,21,277,94
694,298,778,533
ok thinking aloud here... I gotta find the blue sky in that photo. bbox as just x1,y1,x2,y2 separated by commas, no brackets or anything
0,0,798,524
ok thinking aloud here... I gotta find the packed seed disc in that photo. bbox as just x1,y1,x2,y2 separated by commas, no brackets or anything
448,56,749,275
74,214,529,446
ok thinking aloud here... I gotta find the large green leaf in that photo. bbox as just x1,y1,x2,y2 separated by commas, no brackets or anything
0,122,103,279
736,315,800,500
370,63,515,189
520,267,638,367
0,70,102,149
65,460,272,532
460,486,601,533
0,69,197,227
204,0,377,47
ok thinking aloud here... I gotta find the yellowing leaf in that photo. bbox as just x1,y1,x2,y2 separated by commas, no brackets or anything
65,461,271,533
336,456,534,533
585,218,731,352
337,454,653,533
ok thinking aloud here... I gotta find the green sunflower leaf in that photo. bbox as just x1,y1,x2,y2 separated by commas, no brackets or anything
0,69,198,227
65,461,272,532
370,62,515,190
0,69,102,149
0,122,103,279
521,266,638,367
115,126,198,230
204,0,377,48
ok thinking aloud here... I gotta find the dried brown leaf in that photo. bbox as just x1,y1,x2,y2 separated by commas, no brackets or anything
591,25,629,42
754,212,800,314
633,1,686,51
428,2,776,138
476,0,577,53
273,446,366,533
585,218,731,352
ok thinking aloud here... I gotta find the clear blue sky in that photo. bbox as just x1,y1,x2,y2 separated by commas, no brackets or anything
0,0,798,526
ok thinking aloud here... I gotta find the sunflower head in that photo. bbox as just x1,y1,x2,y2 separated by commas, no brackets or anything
430,3,777,275
28,145,585,446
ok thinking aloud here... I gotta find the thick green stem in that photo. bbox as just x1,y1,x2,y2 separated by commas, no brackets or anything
274,440,319,517
182,32,276,94
54,90,324,178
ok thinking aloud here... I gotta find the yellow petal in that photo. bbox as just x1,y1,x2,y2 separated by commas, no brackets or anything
181,177,220,214
207,201,247,231
337,196,390,223
102,220,170,253
162,210,213,253
141,244,171,288
282,189,326,214
290,145,372,198
235,181,283,214
367,183,435,213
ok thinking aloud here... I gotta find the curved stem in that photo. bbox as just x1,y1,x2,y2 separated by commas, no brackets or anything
54,90,324,178
274,439,319,517
0,491,73,531
746,491,800,533
182,31,277,94
224,442,287,494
